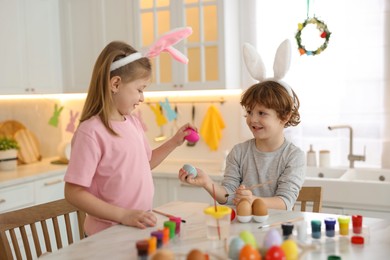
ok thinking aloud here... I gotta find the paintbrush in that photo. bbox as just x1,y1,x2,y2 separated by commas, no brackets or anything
224,180,272,197
152,209,186,223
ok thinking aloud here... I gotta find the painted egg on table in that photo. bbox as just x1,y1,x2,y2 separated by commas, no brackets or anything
263,228,282,250
151,249,175,260
239,231,257,249
252,198,269,222
228,237,245,260
281,240,298,260
236,198,252,222
265,245,286,260
186,249,206,260
182,164,197,177
230,207,236,221
239,244,261,260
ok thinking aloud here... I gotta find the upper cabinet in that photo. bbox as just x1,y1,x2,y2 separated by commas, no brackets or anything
0,0,63,94
0,0,241,94
133,0,241,91
60,0,136,93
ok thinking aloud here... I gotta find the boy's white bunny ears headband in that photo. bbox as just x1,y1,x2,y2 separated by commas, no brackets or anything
243,39,294,97
110,27,193,72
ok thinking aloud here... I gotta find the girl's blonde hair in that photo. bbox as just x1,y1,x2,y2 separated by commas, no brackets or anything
80,41,151,135
240,81,301,127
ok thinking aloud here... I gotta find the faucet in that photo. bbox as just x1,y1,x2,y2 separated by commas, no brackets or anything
328,125,366,168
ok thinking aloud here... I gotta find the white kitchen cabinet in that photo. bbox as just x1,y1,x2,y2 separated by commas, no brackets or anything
34,173,65,204
0,182,35,213
168,179,213,204
153,175,215,207
133,0,240,91
59,0,136,93
0,0,63,94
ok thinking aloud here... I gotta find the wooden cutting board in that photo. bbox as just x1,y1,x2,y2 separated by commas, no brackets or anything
13,129,42,164
0,120,26,138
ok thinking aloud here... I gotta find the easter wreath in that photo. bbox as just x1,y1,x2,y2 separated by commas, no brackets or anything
295,17,331,56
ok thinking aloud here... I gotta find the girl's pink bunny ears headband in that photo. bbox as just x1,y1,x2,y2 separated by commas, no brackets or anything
243,39,294,98
110,27,193,72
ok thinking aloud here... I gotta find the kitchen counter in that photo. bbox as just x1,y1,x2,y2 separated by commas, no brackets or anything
0,157,67,188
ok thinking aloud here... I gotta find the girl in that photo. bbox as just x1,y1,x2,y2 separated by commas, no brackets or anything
64,41,194,236
179,81,305,210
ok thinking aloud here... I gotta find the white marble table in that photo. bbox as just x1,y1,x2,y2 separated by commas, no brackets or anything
42,201,390,260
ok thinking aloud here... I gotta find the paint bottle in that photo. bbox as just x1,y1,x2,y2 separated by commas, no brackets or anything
338,216,350,236
164,221,176,239
135,240,149,260
150,231,163,248
281,222,294,239
324,218,336,237
311,220,321,239
352,215,363,234
169,216,181,235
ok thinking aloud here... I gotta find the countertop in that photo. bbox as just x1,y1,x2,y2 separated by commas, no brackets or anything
0,157,67,188
0,158,224,188
42,201,390,260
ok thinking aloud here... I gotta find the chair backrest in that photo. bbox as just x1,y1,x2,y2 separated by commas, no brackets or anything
295,186,323,213
0,199,85,260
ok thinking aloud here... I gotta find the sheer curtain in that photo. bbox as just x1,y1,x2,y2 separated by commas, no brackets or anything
255,0,388,168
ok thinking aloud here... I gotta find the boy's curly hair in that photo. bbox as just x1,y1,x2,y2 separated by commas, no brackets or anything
240,81,301,127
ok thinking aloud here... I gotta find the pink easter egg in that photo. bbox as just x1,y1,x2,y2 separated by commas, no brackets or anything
184,128,199,143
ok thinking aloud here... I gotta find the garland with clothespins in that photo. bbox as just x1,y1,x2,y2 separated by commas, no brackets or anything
295,0,332,56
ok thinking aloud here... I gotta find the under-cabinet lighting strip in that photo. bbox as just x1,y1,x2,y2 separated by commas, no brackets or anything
0,89,242,101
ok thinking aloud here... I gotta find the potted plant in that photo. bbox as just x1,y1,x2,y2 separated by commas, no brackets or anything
0,137,19,171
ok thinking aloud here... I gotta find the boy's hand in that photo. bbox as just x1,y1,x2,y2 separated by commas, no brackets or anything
120,210,157,229
232,185,254,205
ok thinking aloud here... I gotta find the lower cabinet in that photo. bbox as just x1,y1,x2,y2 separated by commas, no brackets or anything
0,183,35,213
34,174,65,204
153,176,217,207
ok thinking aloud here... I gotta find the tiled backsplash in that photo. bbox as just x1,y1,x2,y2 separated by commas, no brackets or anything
0,92,386,168
0,93,251,163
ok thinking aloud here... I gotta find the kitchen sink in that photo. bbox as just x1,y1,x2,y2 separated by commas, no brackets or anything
340,168,390,183
306,167,347,179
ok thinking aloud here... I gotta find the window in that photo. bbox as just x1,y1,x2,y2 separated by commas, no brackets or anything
256,0,387,167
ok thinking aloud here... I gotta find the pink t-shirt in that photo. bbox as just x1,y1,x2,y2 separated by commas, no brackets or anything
64,115,153,235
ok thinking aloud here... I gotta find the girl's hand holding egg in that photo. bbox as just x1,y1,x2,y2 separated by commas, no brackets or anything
184,127,199,143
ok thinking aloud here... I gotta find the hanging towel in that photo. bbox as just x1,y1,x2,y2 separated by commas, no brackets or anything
200,105,225,151
149,103,168,126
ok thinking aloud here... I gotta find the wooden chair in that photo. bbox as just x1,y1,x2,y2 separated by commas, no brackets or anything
0,199,85,260
295,186,323,213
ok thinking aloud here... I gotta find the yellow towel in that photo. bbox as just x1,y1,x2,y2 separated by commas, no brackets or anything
200,105,225,151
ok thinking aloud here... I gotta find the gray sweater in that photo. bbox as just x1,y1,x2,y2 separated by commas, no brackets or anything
221,139,306,210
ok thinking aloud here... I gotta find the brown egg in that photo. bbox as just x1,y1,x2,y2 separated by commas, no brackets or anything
252,198,268,216
187,249,206,260
151,249,175,260
236,198,252,216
